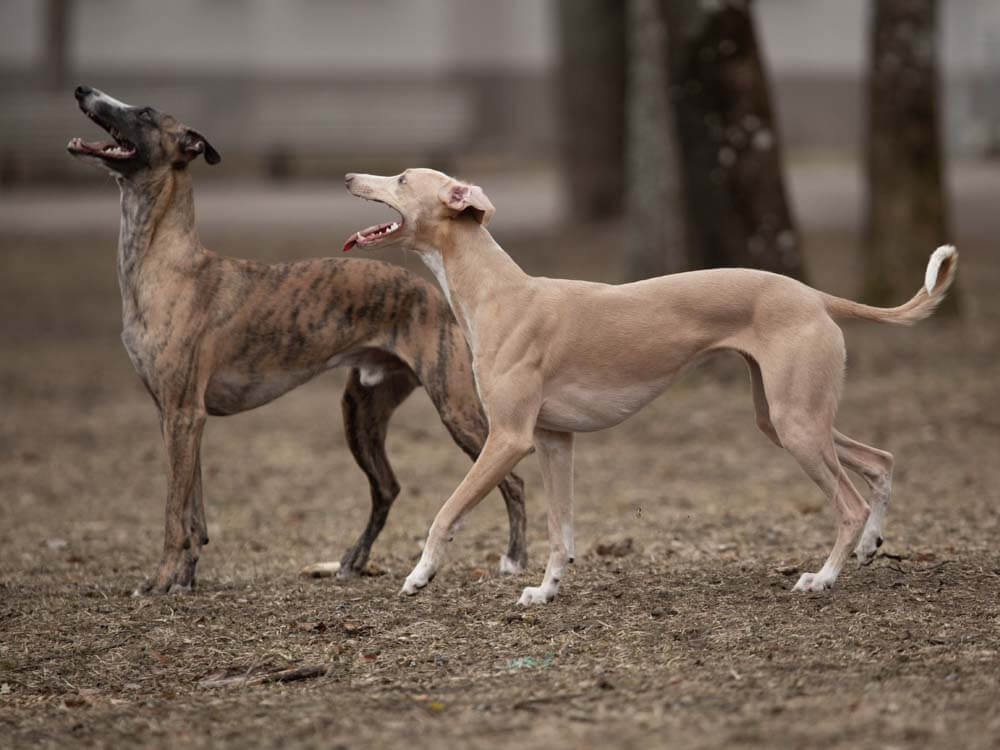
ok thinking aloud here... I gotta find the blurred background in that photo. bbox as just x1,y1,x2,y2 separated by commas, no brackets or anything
2,0,998,548
3,6,1000,745
1,0,999,303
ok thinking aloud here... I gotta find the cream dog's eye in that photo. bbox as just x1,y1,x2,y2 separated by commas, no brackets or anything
398,175,407,185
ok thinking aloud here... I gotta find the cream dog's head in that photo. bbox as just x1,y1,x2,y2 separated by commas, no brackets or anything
342,168,494,253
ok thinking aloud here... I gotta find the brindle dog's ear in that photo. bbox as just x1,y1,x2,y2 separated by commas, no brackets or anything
181,129,221,165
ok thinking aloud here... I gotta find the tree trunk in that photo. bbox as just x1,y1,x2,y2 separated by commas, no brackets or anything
624,0,693,280
556,0,627,222
864,0,957,313
661,0,805,280
45,0,70,91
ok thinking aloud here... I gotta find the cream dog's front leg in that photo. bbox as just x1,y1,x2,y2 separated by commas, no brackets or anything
402,428,535,595
519,429,575,605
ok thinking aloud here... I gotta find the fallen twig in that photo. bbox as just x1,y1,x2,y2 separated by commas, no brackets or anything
913,560,951,574
199,664,329,689
883,560,952,576
879,551,909,561
513,692,585,710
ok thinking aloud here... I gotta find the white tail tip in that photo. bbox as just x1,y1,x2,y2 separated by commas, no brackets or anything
925,244,956,294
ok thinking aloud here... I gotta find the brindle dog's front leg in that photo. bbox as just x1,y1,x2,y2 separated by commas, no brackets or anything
178,454,209,588
133,408,206,596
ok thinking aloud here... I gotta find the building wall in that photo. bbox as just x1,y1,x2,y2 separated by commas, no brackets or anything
0,0,553,75
2,0,999,184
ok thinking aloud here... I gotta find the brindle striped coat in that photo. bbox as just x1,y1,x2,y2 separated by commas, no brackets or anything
68,87,526,595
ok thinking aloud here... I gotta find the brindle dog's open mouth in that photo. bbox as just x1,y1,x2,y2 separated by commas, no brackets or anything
67,109,136,161
343,204,403,251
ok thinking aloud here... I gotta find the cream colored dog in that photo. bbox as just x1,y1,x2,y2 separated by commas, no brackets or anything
344,168,957,604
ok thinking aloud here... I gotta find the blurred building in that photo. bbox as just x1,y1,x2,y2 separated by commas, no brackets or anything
1,0,999,184
0,0,556,182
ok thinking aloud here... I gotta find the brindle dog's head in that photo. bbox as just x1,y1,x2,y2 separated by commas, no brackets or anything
67,86,220,180
342,168,495,253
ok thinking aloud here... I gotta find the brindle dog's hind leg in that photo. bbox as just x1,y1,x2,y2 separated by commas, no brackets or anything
337,366,418,577
134,408,206,596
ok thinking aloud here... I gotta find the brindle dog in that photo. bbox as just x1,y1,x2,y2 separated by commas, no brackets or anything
67,86,526,595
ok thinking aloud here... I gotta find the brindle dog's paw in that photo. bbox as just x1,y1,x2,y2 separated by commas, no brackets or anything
133,553,198,596
498,554,525,575
337,564,362,580
131,578,155,598
131,578,183,597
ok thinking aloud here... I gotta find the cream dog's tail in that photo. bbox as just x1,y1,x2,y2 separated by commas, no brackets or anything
820,245,958,326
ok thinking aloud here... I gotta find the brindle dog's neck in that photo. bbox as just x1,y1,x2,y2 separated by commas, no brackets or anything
116,168,198,311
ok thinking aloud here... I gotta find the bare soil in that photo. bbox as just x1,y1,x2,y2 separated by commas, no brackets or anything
2,216,999,749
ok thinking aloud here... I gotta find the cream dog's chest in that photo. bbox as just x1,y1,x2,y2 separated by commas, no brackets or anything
537,379,667,433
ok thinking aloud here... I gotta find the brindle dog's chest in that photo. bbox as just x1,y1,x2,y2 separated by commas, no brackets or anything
120,318,186,404
118,273,211,403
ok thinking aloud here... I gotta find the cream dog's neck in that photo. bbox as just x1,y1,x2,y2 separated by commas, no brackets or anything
414,219,527,350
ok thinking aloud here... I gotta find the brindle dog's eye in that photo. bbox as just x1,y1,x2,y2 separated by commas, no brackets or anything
138,108,154,123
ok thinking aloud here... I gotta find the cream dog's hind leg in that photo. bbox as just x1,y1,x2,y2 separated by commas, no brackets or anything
833,429,894,564
518,429,575,605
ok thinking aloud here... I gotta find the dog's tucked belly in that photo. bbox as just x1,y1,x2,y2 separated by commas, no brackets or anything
205,368,323,415
537,380,668,433
202,349,398,416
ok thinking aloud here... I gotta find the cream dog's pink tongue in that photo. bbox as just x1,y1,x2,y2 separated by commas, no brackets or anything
343,222,398,252
343,223,378,252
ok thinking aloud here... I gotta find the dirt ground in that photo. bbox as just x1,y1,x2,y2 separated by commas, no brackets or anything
2,198,999,749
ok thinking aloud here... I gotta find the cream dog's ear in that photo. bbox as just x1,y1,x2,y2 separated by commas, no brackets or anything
438,182,495,226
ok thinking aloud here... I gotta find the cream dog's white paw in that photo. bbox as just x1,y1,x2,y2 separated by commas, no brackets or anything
400,560,435,596
517,585,556,606
792,571,836,593
853,529,883,566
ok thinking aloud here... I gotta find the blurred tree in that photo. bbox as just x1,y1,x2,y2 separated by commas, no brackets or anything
45,0,70,91
556,0,626,221
660,0,806,280
864,0,958,313
624,0,692,281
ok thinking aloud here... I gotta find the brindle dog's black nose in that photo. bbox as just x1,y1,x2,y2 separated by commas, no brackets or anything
75,85,92,100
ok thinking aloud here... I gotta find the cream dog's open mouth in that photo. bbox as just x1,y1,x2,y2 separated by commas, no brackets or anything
342,220,402,251
343,201,403,251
